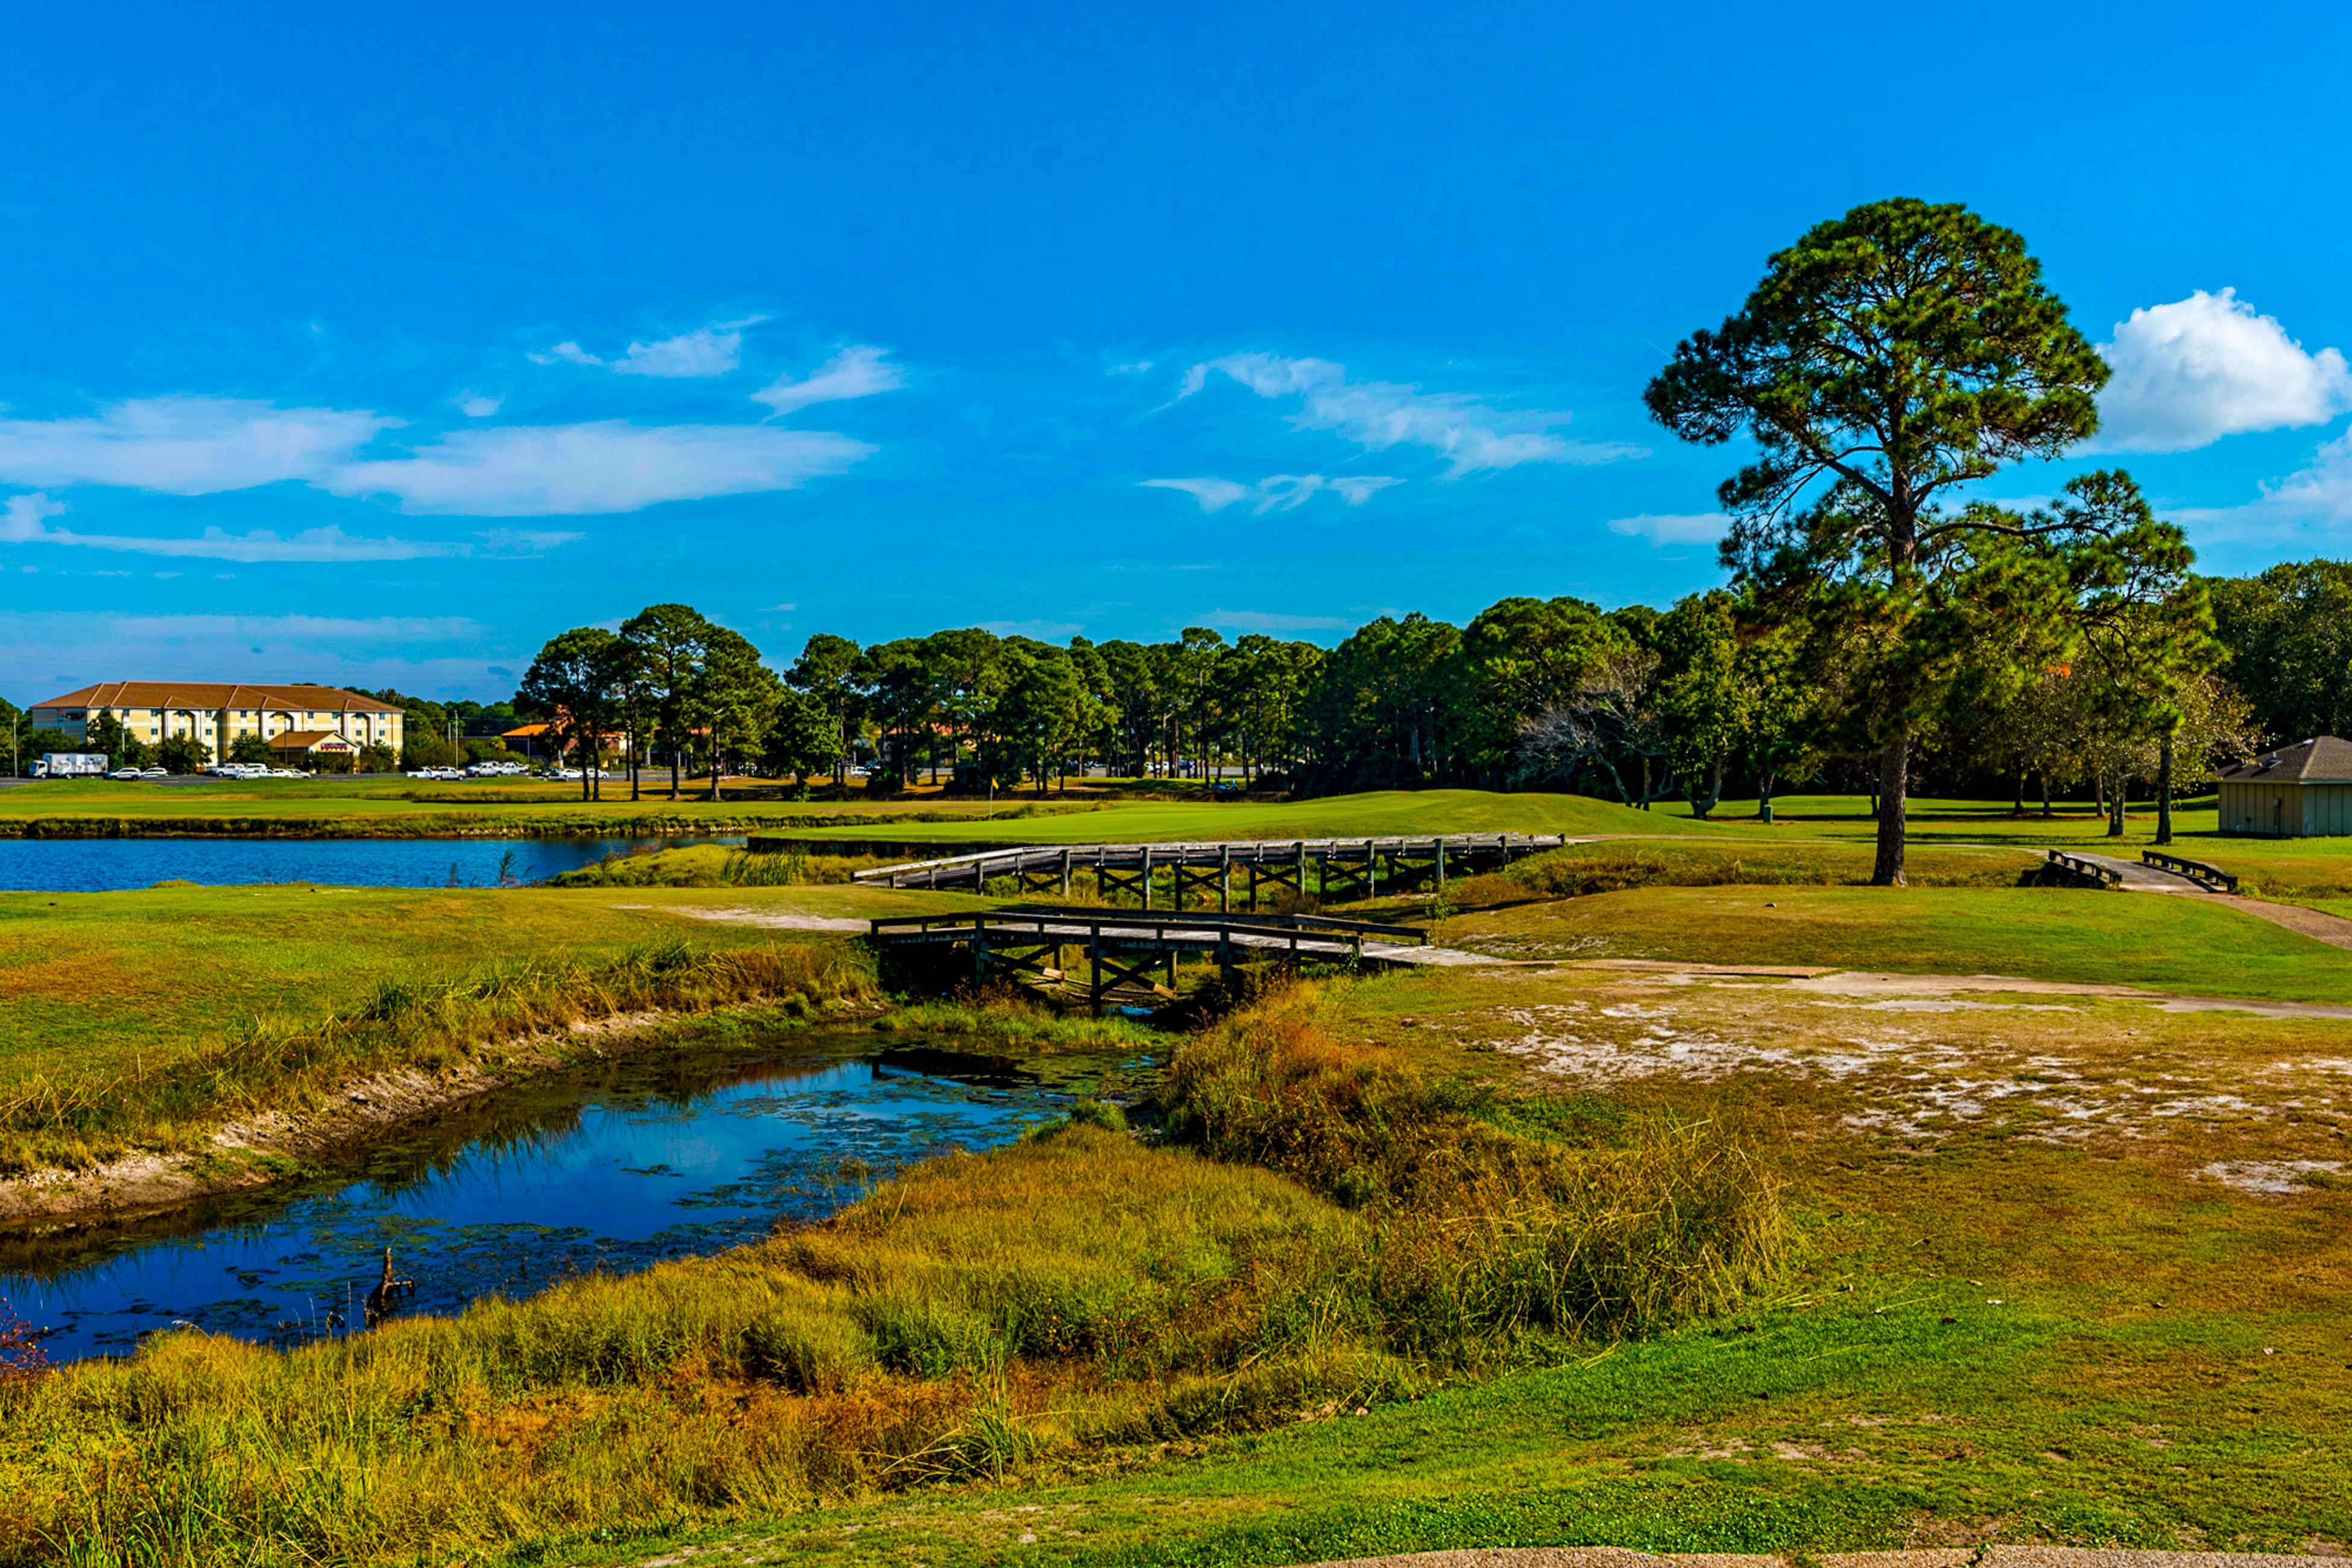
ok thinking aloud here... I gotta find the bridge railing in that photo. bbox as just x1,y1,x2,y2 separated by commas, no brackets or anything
868,907,1429,945
2142,849,2239,894
2044,849,2122,888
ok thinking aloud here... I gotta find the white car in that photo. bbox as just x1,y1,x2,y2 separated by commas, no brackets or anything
139,767,168,778
107,767,144,780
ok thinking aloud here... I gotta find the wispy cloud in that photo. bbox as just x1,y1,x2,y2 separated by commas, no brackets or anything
1,492,578,561
1141,473,1403,514
1176,353,1642,475
533,341,605,367
1196,609,1356,633
979,618,1086,639
2178,430,2352,543
752,346,906,415
614,320,759,378
454,390,504,417
2094,289,2352,454
327,422,874,516
0,396,395,495
1605,511,1727,546
533,319,765,378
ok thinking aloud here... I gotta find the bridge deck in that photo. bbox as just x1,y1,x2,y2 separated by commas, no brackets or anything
868,905,1460,1009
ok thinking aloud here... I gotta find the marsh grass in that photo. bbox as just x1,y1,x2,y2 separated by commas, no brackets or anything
874,988,1163,1053
0,940,875,1174
1165,984,1789,1348
542,846,902,889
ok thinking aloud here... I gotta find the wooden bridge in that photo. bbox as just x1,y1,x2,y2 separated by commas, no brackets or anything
851,832,1572,906
867,906,1450,1012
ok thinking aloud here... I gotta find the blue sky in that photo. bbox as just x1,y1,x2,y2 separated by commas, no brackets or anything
3,2,2349,702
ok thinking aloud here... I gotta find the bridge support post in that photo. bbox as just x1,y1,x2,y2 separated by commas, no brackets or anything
1220,845,1231,913
1296,841,1309,907
1087,928,1104,1017
1141,847,1153,911
1060,848,1072,897
1434,838,1446,894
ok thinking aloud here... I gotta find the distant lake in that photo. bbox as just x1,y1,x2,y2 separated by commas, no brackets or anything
0,835,747,892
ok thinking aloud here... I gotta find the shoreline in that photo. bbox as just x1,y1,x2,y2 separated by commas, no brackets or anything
0,994,877,1237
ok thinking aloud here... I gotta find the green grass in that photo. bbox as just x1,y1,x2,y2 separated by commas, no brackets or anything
782,789,1728,848
0,881,983,1170
1440,883,2352,1004
0,775,1104,836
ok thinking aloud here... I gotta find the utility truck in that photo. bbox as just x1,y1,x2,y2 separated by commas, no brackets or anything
34,753,109,779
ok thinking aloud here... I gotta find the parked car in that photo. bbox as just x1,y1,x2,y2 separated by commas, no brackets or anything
107,767,144,780
138,767,168,778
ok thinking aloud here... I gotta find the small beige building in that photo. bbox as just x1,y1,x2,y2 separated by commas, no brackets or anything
2215,736,2352,838
28,682,404,762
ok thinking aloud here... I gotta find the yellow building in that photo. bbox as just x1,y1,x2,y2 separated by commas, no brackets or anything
27,682,405,762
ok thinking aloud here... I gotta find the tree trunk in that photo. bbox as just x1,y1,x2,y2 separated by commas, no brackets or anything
2108,768,2125,838
2157,734,2175,846
1759,771,1774,824
1870,734,1909,886
2012,771,2025,817
1638,754,1651,811
2039,770,2052,818
669,741,681,801
630,729,640,801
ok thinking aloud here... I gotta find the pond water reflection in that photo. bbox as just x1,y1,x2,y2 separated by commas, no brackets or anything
1,1031,1146,1361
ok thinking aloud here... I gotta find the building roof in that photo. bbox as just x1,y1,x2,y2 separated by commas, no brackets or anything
2216,736,2352,785
268,730,362,750
33,681,403,715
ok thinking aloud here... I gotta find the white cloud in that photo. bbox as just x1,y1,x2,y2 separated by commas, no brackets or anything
613,322,754,379
1176,353,1642,475
2094,289,2352,453
531,341,604,367
1606,511,1728,546
0,491,579,561
0,396,396,495
979,618,1086,639
1108,359,1155,375
327,422,874,516
454,391,504,417
1142,473,1403,514
751,345,905,415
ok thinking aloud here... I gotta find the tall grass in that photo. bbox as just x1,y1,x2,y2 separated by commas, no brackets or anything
0,940,875,1174
1165,984,1789,1345
0,1130,1383,1566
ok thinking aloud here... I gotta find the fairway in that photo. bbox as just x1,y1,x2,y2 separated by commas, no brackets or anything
780,788,1728,847
1441,882,2352,1004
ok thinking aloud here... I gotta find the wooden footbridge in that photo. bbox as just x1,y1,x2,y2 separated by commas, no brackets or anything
867,906,1459,1012
852,832,1572,906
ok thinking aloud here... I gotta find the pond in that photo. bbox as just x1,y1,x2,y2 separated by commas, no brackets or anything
0,1029,1149,1362
0,835,747,893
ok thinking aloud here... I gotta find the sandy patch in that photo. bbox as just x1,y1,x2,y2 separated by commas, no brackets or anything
2197,1160,2344,1195
624,904,872,932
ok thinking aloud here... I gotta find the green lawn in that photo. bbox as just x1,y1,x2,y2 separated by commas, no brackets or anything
782,789,1727,848
1441,882,2352,1004
0,881,976,1132
0,776,1104,835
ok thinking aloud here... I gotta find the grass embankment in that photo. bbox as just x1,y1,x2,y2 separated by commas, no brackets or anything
1443,838,2035,906
0,985,1784,1565
0,883,975,1176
